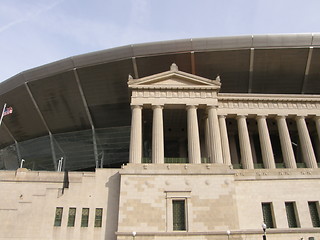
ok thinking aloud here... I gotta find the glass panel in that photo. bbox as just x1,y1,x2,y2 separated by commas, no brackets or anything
173,200,186,231
54,207,63,227
19,135,54,170
67,208,76,227
308,202,320,227
94,208,103,227
285,202,299,228
262,203,274,228
81,208,89,227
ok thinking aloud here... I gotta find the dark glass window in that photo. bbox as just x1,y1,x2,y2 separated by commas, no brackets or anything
285,202,299,228
94,208,103,227
308,202,320,227
67,208,76,227
54,207,63,227
173,200,186,231
262,203,275,228
81,208,89,227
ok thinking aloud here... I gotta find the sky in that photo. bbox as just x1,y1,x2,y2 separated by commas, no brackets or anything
0,0,320,82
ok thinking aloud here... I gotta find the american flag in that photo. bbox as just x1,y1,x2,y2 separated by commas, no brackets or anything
3,106,13,116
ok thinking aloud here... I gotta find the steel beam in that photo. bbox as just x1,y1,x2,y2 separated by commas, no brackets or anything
73,68,99,167
248,48,254,93
132,57,139,79
301,47,314,94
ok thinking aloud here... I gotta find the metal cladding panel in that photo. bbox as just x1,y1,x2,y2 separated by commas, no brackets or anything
252,48,308,93
77,60,133,128
22,58,75,82
132,39,193,56
77,59,133,106
195,50,250,93
72,45,134,67
192,36,253,51
27,71,91,133
89,103,131,128
0,85,48,142
312,33,320,46
0,126,13,148
0,73,25,95
252,34,313,48
303,48,320,94
136,53,192,78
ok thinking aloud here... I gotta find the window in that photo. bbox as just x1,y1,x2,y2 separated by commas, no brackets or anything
67,208,76,227
261,203,275,228
81,208,89,227
94,208,103,227
285,202,299,228
54,207,63,227
172,200,186,231
308,202,320,227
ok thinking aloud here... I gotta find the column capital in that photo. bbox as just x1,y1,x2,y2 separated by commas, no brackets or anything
236,114,248,119
275,115,288,120
218,115,227,119
131,105,142,110
151,105,163,110
256,115,267,119
295,115,306,120
186,105,198,110
206,105,218,110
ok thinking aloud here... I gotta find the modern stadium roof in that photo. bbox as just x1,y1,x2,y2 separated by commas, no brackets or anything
1,33,320,149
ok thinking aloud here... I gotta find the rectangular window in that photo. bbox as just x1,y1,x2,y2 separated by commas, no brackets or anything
94,208,103,227
81,208,89,227
261,203,275,228
285,202,299,228
67,208,76,227
308,202,320,227
172,200,186,231
54,207,63,227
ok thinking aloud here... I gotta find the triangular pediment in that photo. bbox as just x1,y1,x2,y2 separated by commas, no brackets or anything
128,63,221,90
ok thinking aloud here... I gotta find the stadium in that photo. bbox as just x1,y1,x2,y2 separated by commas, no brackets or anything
0,33,320,240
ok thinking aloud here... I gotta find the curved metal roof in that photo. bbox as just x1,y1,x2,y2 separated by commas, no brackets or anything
1,33,320,148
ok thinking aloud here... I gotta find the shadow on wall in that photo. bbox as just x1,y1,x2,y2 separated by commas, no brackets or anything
105,172,121,240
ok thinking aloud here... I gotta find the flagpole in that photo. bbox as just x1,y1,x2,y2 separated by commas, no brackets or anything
0,103,7,127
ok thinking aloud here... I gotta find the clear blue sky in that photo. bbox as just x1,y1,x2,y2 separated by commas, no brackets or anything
1,0,319,82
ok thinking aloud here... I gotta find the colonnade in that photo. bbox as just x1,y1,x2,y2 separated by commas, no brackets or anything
129,105,320,169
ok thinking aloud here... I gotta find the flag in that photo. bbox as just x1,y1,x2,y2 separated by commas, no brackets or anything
3,107,13,116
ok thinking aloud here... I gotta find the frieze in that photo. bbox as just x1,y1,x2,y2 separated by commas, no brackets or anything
132,90,215,99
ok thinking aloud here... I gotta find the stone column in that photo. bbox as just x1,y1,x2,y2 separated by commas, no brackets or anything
152,105,164,164
276,115,297,168
315,116,320,143
187,105,201,164
257,115,276,169
129,105,142,163
219,115,231,165
204,117,212,162
237,115,254,169
207,106,223,164
296,116,318,168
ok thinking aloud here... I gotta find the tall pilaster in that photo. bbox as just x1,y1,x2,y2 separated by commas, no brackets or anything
218,115,231,165
187,105,201,164
129,105,142,163
276,115,297,168
152,105,164,164
207,106,223,164
296,116,318,168
237,115,254,169
257,115,276,169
